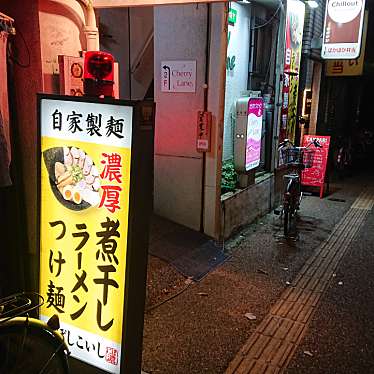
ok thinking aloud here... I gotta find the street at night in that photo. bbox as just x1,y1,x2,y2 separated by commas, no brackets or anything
1,0,374,373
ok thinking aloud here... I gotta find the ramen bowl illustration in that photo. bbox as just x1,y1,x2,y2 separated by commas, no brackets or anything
43,146,101,211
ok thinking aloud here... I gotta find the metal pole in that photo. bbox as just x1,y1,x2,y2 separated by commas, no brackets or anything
271,0,286,171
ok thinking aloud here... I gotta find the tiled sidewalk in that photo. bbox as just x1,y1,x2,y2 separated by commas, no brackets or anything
225,189,374,374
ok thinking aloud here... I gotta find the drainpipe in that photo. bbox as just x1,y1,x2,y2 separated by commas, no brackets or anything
76,0,99,51
200,3,211,233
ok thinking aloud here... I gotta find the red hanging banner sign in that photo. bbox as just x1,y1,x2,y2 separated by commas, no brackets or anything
279,0,305,143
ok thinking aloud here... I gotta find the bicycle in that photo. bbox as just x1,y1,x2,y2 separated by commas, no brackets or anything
278,138,322,237
0,292,70,374
334,136,352,179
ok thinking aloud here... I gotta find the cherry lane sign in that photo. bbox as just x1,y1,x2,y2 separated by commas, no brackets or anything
161,61,196,93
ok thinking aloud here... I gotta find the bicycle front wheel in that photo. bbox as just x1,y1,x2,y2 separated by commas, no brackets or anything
0,322,69,374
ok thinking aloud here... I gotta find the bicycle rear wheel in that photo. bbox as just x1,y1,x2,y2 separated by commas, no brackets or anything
283,204,290,236
0,322,69,374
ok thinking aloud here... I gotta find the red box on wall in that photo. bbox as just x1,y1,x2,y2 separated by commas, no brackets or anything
196,111,212,153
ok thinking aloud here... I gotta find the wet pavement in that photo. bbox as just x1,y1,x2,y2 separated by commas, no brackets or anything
142,172,374,373
226,188,374,373
286,207,374,373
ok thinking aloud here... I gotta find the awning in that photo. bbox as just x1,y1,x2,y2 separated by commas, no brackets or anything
93,0,228,8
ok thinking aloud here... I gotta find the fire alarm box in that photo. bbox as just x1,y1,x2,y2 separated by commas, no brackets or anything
234,94,264,173
196,111,212,152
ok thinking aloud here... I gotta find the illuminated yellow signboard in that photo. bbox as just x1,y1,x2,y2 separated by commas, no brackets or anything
39,96,134,373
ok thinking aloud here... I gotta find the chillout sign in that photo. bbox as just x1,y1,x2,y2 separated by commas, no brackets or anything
322,0,366,59
328,1,363,23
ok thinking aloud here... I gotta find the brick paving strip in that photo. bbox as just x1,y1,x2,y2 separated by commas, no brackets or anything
226,189,374,374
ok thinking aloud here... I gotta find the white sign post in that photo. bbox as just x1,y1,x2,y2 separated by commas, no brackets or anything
161,61,196,93
322,0,366,59
245,98,264,171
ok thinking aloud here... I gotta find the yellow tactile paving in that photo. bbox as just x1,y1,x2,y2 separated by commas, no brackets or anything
260,337,283,363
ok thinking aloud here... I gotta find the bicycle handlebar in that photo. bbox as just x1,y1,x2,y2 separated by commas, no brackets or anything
278,138,293,149
312,139,322,148
0,292,44,324
278,138,322,150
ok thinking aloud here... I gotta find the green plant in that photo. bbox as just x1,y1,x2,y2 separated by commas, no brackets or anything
221,160,238,194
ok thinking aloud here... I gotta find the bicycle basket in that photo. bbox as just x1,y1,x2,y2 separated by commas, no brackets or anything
280,148,315,168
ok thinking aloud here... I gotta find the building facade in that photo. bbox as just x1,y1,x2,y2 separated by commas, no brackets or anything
0,0,325,291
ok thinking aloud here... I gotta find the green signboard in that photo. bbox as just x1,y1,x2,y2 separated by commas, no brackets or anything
228,8,237,25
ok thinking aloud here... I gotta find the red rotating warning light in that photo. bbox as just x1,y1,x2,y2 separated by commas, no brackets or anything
84,51,114,98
